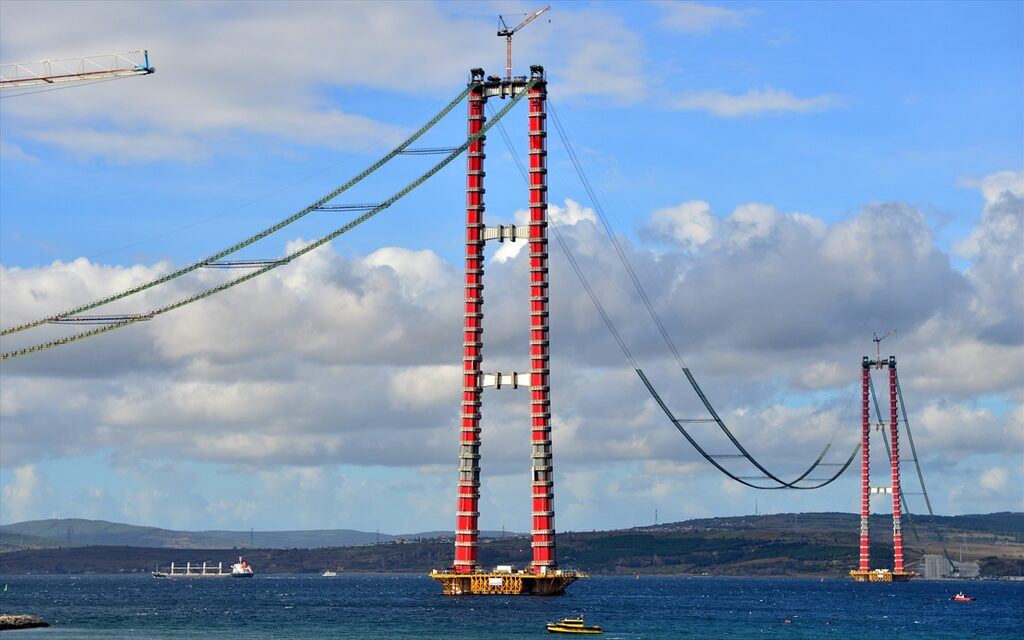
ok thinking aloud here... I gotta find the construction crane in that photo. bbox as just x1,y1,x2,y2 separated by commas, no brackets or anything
873,329,896,362
497,5,550,82
0,50,154,89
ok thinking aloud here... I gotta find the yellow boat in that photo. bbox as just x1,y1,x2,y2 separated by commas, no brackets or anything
546,617,603,634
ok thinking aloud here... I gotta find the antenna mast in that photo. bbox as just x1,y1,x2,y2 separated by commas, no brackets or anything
497,5,550,82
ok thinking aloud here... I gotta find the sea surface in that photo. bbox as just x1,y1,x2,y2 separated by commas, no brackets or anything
0,574,1020,639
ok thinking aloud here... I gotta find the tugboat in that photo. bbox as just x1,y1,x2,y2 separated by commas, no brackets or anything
952,592,975,602
546,617,603,634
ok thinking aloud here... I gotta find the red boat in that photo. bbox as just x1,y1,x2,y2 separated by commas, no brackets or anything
952,592,975,602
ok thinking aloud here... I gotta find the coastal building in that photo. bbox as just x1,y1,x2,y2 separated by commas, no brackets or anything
923,554,981,579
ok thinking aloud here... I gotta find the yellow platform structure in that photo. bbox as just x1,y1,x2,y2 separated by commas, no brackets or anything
849,569,915,582
430,569,585,595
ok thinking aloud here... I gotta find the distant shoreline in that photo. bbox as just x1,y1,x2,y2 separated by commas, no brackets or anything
3,512,1021,579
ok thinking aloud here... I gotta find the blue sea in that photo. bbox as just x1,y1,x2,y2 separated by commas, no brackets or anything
1,574,1020,638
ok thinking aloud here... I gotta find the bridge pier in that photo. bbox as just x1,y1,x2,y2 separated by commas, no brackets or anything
850,355,913,582
433,66,583,595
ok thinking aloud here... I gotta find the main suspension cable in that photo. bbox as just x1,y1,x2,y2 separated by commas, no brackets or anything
639,369,859,490
547,101,856,488
1,83,535,360
1,86,474,337
491,103,856,490
487,103,637,367
869,375,923,545
891,374,956,570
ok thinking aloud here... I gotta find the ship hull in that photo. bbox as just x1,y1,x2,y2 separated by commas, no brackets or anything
151,571,254,578
151,572,232,578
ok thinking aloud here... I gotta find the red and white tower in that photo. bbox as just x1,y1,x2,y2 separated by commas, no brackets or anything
526,71,555,572
433,66,582,596
452,69,488,575
850,355,912,582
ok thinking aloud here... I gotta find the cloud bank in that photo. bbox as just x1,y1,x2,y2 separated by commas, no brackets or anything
2,173,1021,528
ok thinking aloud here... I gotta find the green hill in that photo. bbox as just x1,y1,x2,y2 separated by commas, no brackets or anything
0,518,515,551
1,512,1020,577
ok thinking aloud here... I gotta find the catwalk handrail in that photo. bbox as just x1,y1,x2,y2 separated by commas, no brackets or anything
0,82,535,360
638,369,860,490
1,86,474,337
870,374,956,571
549,101,856,489
491,102,856,490
869,376,920,541
680,366,852,489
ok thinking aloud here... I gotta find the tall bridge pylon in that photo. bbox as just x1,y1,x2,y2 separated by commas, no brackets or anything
430,66,584,596
850,355,914,582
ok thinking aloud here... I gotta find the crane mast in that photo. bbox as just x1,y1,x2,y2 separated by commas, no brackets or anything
497,5,550,82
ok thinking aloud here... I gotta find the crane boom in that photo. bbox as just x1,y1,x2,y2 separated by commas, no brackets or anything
873,329,897,360
0,50,154,89
497,5,550,82
507,5,551,34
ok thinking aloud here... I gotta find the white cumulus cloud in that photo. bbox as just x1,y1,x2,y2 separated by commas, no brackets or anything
674,86,842,118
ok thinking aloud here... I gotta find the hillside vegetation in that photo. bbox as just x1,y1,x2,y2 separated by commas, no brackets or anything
2,512,1020,577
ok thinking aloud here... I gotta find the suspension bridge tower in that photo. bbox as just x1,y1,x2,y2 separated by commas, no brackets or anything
849,354,915,582
429,66,584,596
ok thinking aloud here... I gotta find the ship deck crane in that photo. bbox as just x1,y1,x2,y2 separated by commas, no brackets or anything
0,50,154,89
497,5,550,82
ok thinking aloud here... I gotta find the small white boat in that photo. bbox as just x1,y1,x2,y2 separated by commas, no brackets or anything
321,570,337,577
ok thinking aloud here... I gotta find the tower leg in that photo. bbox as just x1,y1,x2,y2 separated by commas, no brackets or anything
889,357,904,573
454,71,487,574
859,358,871,573
527,67,555,573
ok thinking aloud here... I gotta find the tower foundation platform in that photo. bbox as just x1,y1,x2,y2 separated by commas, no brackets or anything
429,569,585,595
849,569,915,582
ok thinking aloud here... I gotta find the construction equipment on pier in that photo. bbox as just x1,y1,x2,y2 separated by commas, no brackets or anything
497,6,550,82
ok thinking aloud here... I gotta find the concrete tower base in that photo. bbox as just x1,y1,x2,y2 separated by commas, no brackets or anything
430,569,585,595
849,569,915,582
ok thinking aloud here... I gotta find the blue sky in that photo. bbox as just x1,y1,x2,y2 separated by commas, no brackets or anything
1,1,1021,535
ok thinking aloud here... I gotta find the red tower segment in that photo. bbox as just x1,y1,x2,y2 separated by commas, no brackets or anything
851,355,913,582
454,72,487,574
527,68,555,572
889,357,904,573
859,357,871,573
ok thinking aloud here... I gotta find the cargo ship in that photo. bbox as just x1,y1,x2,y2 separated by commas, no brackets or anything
152,556,254,578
